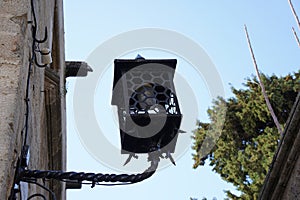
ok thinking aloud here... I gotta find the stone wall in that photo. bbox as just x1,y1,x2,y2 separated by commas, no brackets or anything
282,155,300,199
259,93,300,200
0,0,66,199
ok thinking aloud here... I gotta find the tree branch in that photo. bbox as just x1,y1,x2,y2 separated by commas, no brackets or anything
288,0,300,47
244,25,283,136
288,0,300,31
292,27,300,47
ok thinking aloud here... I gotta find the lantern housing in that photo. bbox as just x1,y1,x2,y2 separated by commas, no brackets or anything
111,56,182,156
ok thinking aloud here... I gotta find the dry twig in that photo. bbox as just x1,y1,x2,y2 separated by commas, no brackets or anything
288,0,300,46
288,0,300,30
292,27,300,47
244,25,283,135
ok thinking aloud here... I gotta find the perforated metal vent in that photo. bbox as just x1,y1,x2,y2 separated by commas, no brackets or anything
123,70,180,115
128,82,179,115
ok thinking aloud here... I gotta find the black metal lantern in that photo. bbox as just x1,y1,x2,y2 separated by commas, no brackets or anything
111,55,182,162
10,56,181,199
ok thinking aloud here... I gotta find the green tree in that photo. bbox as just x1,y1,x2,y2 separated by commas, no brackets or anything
192,71,300,199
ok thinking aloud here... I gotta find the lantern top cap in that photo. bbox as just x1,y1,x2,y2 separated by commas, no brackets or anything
114,58,177,65
113,57,177,90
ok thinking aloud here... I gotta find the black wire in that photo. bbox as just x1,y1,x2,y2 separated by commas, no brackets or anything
95,182,135,186
22,33,37,147
23,0,45,147
59,179,135,186
23,58,32,147
30,0,47,44
23,0,36,147
24,180,57,200
30,0,37,28
27,194,46,200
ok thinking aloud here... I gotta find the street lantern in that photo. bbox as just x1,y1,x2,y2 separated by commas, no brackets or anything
111,55,182,164
11,53,185,200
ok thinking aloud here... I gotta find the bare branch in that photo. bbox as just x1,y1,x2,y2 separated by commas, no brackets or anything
292,27,300,47
288,0,300,31
244,25,283,136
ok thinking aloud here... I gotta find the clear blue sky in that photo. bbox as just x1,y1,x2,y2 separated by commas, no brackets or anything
64,1,299,199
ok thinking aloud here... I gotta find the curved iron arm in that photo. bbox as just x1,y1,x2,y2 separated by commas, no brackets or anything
18,154,159,187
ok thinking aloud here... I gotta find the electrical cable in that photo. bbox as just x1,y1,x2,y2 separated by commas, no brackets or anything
22,56,32,147
24,180,56,200
27,194,46,200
